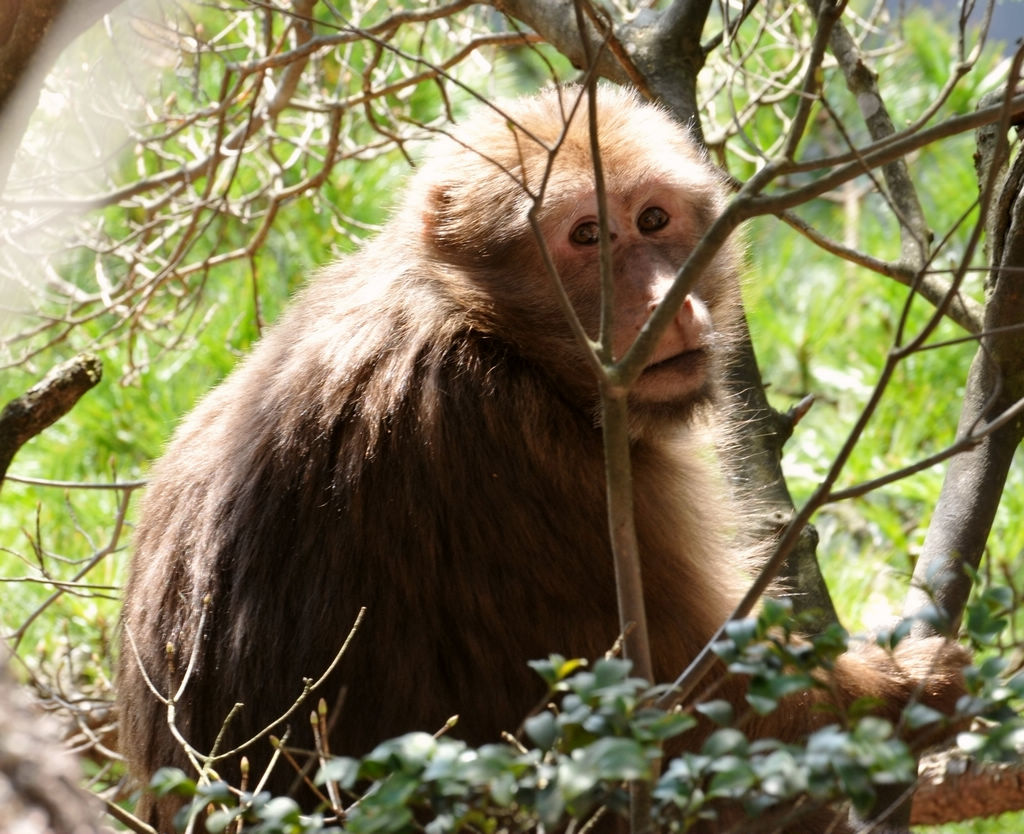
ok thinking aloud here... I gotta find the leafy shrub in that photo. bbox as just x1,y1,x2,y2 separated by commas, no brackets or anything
151,600,1024,833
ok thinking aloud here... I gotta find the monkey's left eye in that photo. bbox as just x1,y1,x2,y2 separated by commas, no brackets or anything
637,207,669,233
570,221,601,246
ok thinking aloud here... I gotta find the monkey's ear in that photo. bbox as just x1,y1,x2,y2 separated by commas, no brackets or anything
423,184,454,235
422,183,464,254
421,182,519,268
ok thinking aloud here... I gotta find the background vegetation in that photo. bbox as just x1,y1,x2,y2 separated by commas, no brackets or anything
1,0,1023,831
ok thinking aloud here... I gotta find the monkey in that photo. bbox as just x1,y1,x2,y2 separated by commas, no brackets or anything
117,85,966,832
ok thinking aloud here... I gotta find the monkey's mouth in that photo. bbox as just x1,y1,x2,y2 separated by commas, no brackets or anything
642,348,709,378
635,349,711,403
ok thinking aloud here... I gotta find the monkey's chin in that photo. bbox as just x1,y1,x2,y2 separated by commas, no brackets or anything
620,351,716,436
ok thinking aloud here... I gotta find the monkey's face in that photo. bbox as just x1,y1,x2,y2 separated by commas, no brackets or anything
413,85,742,417
540,179,734,412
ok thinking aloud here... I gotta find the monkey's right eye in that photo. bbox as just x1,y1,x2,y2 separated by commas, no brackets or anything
637,206,670,233
570,221,601,246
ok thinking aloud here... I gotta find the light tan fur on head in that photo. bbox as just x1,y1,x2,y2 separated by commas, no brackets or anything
399,85,746,432
411,85,736,271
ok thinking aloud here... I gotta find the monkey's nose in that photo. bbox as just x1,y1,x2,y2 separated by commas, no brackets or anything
646,293,696,316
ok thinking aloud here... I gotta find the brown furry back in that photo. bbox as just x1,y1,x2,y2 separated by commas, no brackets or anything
118,285,746,814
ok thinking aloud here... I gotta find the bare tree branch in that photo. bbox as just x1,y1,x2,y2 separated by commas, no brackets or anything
906,77,1024,632
806,0,932,269
913,745,1024,824
0,353,102,488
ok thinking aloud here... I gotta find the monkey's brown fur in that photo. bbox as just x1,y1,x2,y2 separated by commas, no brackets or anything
118,86,964,831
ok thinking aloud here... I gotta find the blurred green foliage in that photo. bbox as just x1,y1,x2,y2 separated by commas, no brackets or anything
0,3,1021,830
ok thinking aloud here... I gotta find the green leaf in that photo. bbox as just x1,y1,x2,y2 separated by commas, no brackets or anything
633,708,696,741
755,749,807,800
876,619,913,650
363,732,438,775
695,699,734,726
723,618,758,649
966,597,1009,644
205,807,242,832
903,702,945,730
752,672,814,703
592,657,633,685
558,737,650,801
524,711,559,751
149,767,197,798
810,623,849,658
1006,670,1024,697
852,716,894,743
746,693,779,715
759,597,794,629
529,655,587,688
835,762,875,814
978,655,1008,681
257,796,302,824
317,756,361,789
707,757,756,797
702,728,748,758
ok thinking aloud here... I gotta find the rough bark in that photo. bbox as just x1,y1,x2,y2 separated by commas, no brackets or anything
0,354,103,489
905,90,1024,631
0,0,67,114
913,747,1024,825
0,652,103,834
0,0,123,191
